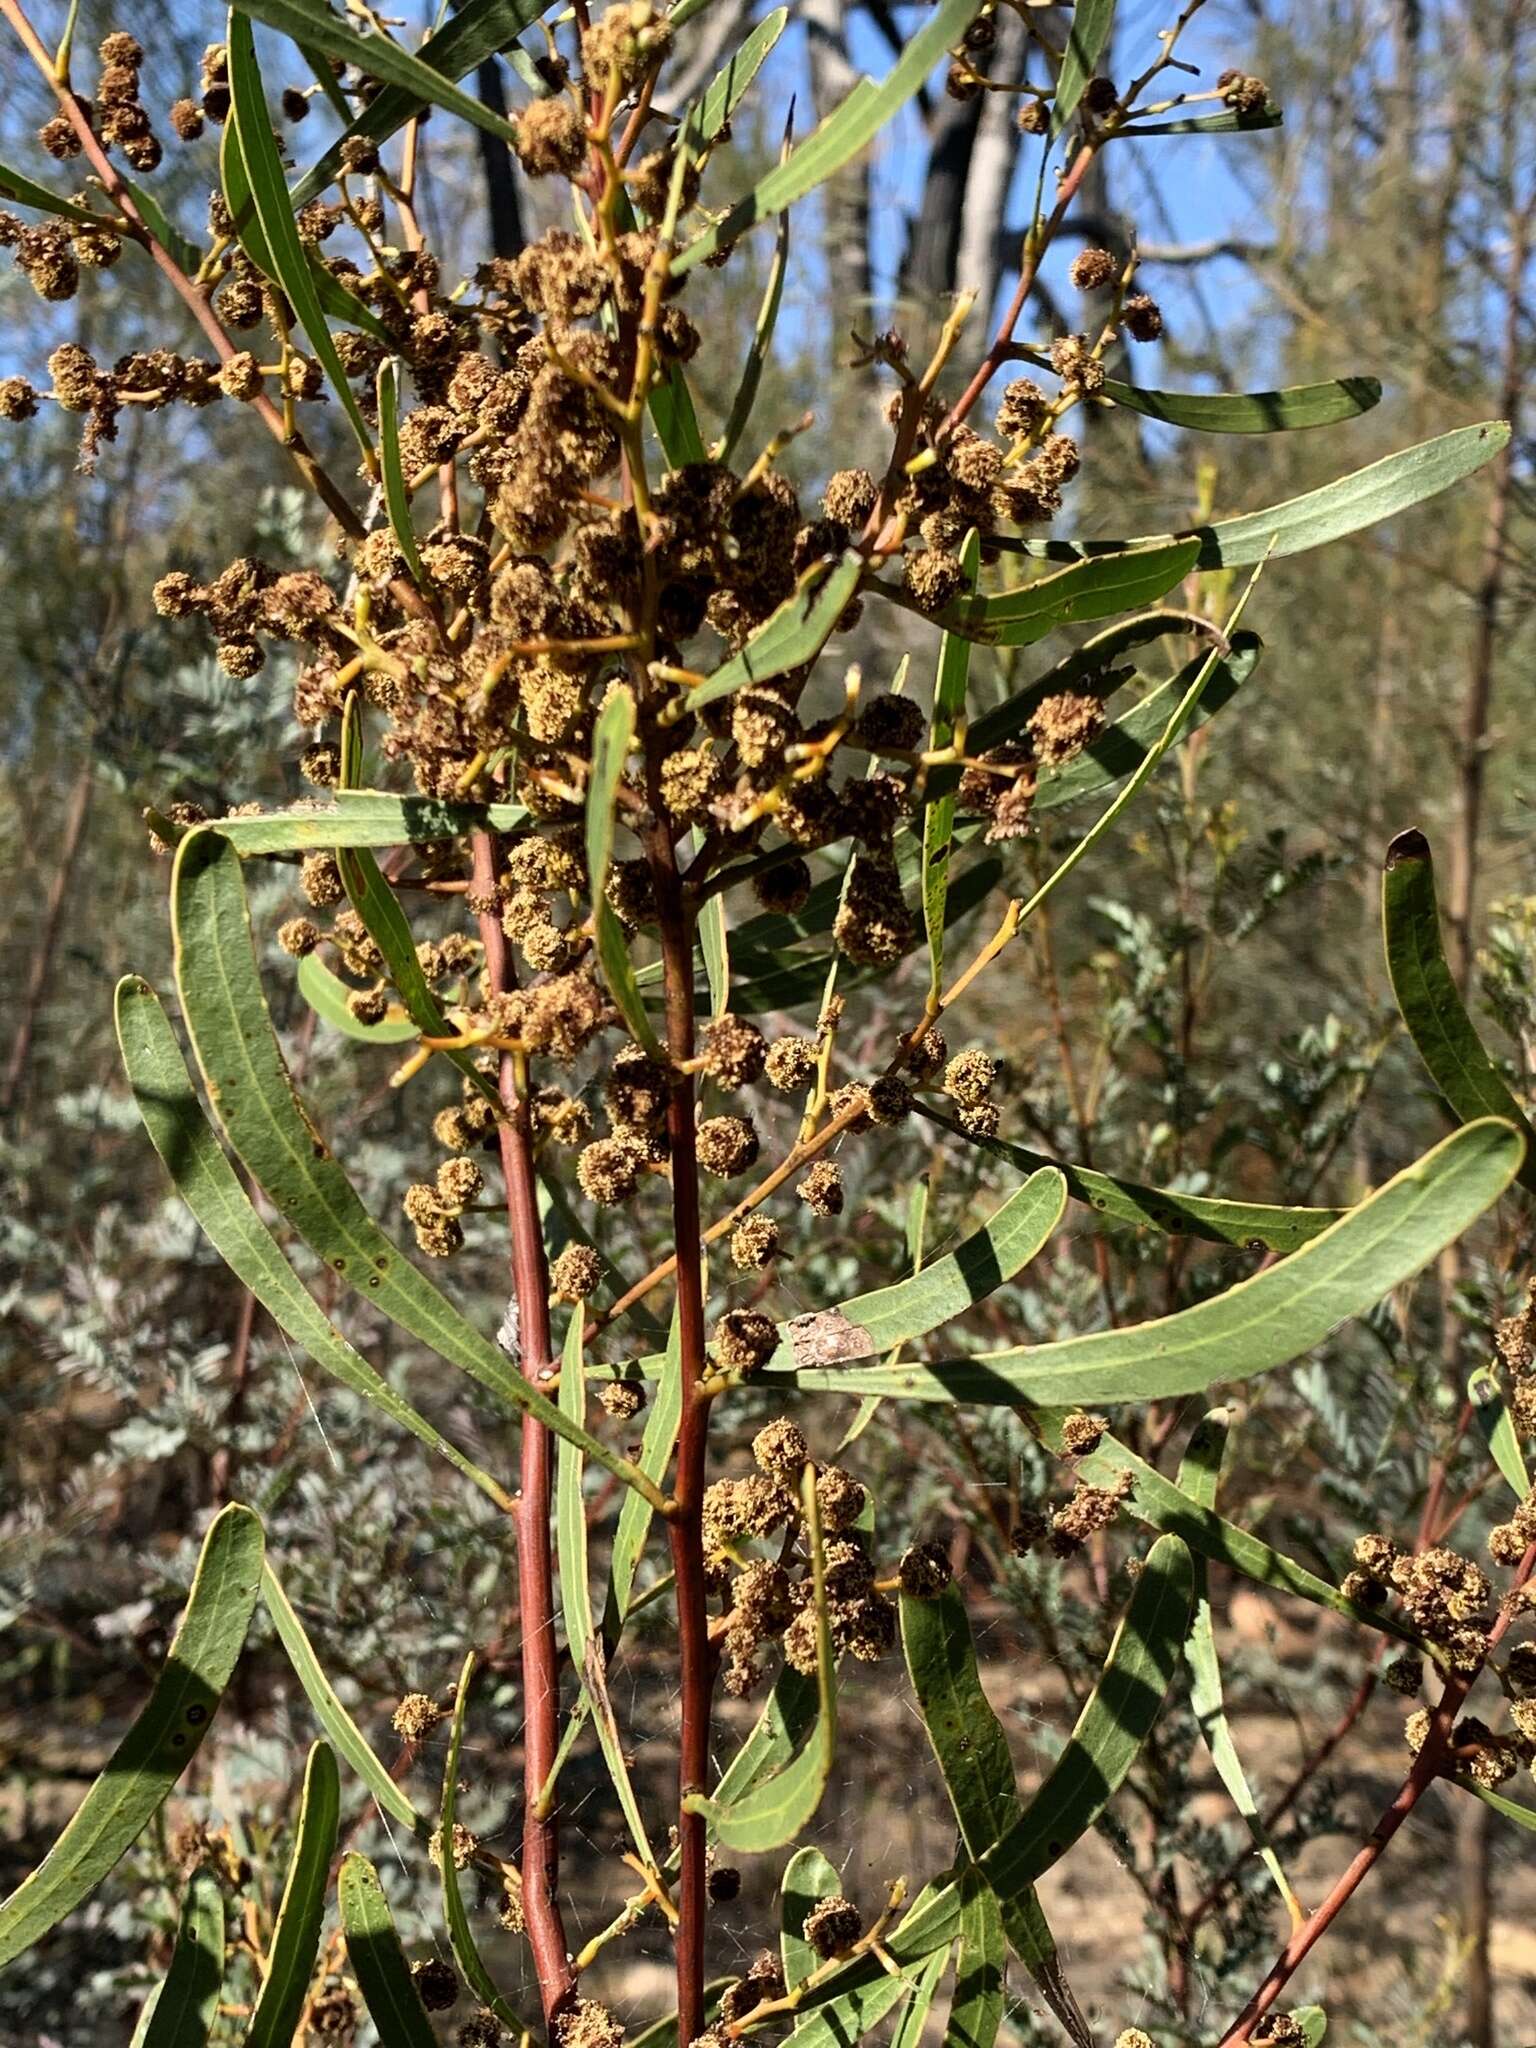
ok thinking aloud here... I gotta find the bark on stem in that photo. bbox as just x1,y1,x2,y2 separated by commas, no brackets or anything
470,829,574,2030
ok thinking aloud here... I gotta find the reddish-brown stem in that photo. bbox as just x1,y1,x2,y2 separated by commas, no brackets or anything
940,141,1098,437
470,829,574,2029
0,0,366,540
1217,1545,1536,2044
648,820,713,2048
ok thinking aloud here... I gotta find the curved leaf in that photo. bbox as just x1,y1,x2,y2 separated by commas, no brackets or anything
142,1869,225,2048
691,551,864,707
0,1505,263,1966
915,1104,1339,1253
439,1655,525,2032
983,1536,1193,1903
192,792,527,855
924,531,981,1005
930,540,1199,647
1106,375,1380,433
297,951,419,1043
1469,1367,1531,1500
1382,827,1536,1194
772,1120,1523,1408
900,1583,1021,1857
1008,422,1510,571
170,830,667,1508
338,1853,437,2047
672,0,984,273
116,977,514,1512
0,158,107,225
226,14,377,468
262,1562,428,1838
376,360,429,584
246,1742,340,2048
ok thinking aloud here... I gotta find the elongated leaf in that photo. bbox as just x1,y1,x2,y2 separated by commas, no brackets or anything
297,951,419,1042
924,531,980,1006
781,1847,841,1988
142,1870,224,2048
121,177,204,275
262,1563,428,1837
892,1945,950,2048
700,884,729,1019
234,0,520,145
116,976,515,1513
0,159,107,225
1040,1421,1420,1644
931,540,1199,647
193,792,527,854
1009,422,1510,570
943,1870,1004,2048
171,831,666,1506
1034,631,1262,814
338,1854,437,2047
1113,102,1282,135
650,364,708,466
246,1742,340,2048
439,1656,524,2033
1469,1367,1531,1500
219,114,389,343
772,1120,1523,1407
697,9,789,144
377,361,429,584
984,1537,1193,1906
0,1505,263,1966
1106,375,1380,433
1052,0,1114,136
1382,827,1536,1194
1459,1781,1536,1832
778,1958,929,2048
673,0,984,272
226,15,377,467
291,0,550,205
715,168,790,466
604,1312,683,1643
692,551,865,707
901,1583,1020,1856
1179,1413,1300,1922
556,1317,660,1868
709,1665,820,1815
914,1104,1338,1253
587,688,665,1058
692,1470,835,1851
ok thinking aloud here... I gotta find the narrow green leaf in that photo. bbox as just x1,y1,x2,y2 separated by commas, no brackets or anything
1052,0,1114,136
376,360,429,585
1469,1368,1531,1500
261,1562,428,1838
116,976,515,1514
773,1120,1523,1408
942,1871,1004,2048
924,531,980,1006
901,1583,1020,1856
191,791,527,854
649,364,708,466
691,551,865,708
439,1656,524,2033
692,1469,835,1850
597,897,667,1060
338,1853,437,2047
246,1742,341,2048
556,1317,660,1869
1178,1412,1301,1922
913,1103,1339,1253
226,14,378,468
1382,827,1536,1195
234,0,521,146
708,1664,820,1816
700,883,729,1019
587,687,665,1059
1040,1422,1421,1645
290,0,551,206
603,1311,683,1644
0,1505,263,1966
297,951,420,1043
1009,422,1510,571
121,177,205,275
674,0,982,271
1458,1780,1536,1832
219,114,388,342
171,830,667,1507
781,1846,841,1988
0,159,106,225
714,174,789,466
1113,102,1282,135
984,1537,1193,1905
142,1869,224,2048
930,539,1199,647
696,7,788,139
891,1944,950,2048
1106,374,1380,433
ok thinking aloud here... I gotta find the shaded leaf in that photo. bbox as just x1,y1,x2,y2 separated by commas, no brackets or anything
942,1871,1004,2048
142,1870,224,2048
1106,375,1380,433
691,552,864,708
781,1847,841,1989
931,540,1199,647
1469,1368,1531,1500
338,1853,437,2046
0,1505,263,1966
246,1743,340,2048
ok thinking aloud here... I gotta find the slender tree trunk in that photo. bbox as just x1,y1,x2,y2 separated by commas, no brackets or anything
954,8,1026,332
